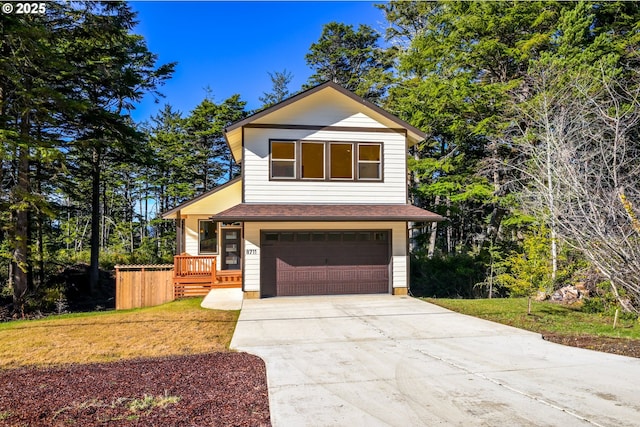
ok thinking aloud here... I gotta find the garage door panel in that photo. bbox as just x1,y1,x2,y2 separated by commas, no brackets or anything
262,231,391,297
276,265,388,296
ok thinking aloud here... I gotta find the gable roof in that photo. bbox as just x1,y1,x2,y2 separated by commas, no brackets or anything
161,177,242,219
224,81,426,164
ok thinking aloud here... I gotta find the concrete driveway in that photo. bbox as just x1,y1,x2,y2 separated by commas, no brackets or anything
230,295,640,427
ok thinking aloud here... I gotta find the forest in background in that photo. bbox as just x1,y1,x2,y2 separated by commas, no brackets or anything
1,1,639,316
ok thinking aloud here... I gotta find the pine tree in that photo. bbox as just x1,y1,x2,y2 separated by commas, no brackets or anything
305,22,394,102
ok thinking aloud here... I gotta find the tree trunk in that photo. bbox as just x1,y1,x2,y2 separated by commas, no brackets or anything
427,195,440,258
446,197,452,254
13,136,31,313
544,111,558,282
89,146,101,294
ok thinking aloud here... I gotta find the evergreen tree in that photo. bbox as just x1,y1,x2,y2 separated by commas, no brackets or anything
305,22,394,102
185,95,247,192
380,1,567,256
259,70,294,109
0,2,174,307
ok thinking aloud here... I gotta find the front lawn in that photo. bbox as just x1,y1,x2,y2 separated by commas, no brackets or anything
0,298,239,369
425,297,640,339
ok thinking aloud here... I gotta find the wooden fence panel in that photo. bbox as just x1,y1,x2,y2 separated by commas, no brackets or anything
115,265,174,310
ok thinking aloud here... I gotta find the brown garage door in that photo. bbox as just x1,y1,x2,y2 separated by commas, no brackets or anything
260,230,390,297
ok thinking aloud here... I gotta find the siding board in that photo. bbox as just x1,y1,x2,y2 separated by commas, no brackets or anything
243,127,407,204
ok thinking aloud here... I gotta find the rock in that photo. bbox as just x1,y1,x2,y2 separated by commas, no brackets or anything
535,291,548,301
551,285,583,304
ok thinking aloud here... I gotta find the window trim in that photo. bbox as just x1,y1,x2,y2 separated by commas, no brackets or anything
198,219,219,254
301,141,326,180
357,143,382,181
270,140,297,179
269,139,383,182
329,142,354,180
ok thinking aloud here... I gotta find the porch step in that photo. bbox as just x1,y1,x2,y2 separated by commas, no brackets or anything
215,271,242,287
174,283,214,298
173,273,242,298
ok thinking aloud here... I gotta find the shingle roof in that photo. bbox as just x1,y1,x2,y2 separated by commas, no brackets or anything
210,204,443,222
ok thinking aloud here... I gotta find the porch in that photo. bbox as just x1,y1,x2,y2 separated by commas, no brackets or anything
115,255,242,309
173,254,242,298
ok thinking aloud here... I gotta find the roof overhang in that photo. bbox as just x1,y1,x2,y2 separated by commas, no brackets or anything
210,203,444,223
162,177,242,219
223,82,427,164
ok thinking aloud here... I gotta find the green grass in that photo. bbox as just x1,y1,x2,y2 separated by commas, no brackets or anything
425,297,640,339
0,298,239,369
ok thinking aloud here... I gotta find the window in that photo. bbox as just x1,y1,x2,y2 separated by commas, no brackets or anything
271,141,296,178
280,232,295,241
264,233,279,241
270,140,381,181
330,143,353,179
199,220,218,253
358,144,381,180
301,142,324,179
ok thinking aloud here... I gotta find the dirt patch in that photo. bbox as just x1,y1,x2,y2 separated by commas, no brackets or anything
542,333,640,358
0,352,270,427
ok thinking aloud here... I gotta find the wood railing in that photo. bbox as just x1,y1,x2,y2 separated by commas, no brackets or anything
173,255,241,298
115,257,242,309
174,254,217,277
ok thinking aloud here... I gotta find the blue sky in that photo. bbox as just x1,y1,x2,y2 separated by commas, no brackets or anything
130,1,388,123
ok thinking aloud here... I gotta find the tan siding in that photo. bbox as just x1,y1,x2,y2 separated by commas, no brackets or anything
243,221,408,294
252,90,387,127
179,180,241,216
244,128,407,204
252,89,396,130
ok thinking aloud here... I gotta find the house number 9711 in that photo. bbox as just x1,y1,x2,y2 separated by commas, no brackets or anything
246,249,258,255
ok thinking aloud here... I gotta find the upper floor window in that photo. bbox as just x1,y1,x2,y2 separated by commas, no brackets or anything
358,144,381,180
271,141,296,178
302,142,325,179
270,140,382,181
330,143,353,179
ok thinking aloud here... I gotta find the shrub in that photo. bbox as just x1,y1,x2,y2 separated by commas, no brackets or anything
410,252,487,298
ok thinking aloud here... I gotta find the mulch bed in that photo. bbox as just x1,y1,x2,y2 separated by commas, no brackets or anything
1,337,638,427
0,353,270,427
542,334,640,358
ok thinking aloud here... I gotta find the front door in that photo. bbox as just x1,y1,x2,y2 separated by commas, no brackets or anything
221,228,241,270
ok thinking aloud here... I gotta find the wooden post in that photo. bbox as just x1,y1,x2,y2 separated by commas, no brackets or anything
212,256,218,284
175,210,182,254
115,265,120,310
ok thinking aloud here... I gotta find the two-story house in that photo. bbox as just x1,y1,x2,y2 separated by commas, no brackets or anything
162,82,442,298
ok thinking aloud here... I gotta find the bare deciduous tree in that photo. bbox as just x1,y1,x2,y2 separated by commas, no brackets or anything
517,65,640,311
